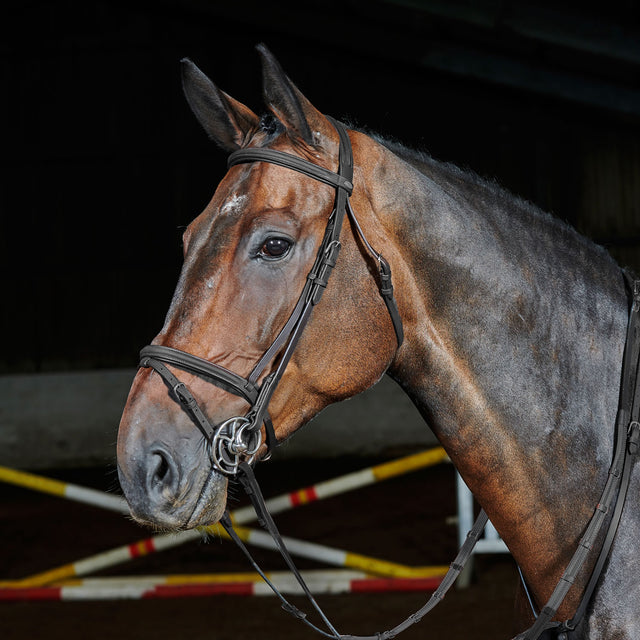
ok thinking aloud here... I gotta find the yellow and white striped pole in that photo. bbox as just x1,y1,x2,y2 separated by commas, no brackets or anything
0,529,201,588
0,448,447,520
0,519,447,588
208,523,448,579
0,465,128,513
231,447,449,522
0,448,449,587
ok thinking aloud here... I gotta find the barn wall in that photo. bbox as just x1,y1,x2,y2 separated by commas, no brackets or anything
0,370,432,469
2,1,639,465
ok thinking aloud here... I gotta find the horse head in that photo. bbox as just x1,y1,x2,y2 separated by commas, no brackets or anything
117,46,401,530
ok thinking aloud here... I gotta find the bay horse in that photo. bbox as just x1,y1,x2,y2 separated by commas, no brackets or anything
117,45,640,639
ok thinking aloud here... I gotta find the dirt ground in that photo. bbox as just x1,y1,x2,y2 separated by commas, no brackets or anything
0,456,519,639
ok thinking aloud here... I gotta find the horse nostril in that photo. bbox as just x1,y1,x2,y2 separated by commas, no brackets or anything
153,453,169,484
149,449,178,493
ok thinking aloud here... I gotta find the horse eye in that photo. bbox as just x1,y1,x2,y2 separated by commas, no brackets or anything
260,237,292,260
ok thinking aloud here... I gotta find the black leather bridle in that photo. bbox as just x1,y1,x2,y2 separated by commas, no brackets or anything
139,117,403,476
135,117,639,640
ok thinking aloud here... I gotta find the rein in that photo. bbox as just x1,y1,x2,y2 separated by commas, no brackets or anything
137,119,639,640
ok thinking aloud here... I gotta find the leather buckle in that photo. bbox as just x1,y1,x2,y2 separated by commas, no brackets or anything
172,381,194,407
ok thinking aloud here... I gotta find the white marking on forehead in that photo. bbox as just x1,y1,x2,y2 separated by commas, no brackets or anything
220,193,248,216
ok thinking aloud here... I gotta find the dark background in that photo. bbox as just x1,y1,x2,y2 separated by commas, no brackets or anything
2,5,640,637
3,0,640,374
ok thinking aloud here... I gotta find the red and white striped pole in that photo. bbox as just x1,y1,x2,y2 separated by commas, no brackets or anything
0,570,443,601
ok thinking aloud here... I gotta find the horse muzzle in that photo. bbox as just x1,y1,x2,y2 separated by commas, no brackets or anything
116,440,229,529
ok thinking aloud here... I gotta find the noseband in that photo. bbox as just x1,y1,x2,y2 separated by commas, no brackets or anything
139,117,403,475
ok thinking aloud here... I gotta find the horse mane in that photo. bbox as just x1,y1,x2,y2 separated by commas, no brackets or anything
359,126,622,280
367,127,559,228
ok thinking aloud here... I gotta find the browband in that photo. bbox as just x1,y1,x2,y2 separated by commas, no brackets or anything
229,148,354,194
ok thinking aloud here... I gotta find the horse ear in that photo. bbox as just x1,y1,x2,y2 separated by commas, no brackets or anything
181,58,260,151
257,44,327,146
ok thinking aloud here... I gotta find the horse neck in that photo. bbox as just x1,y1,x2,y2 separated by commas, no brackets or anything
362,136,629,602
